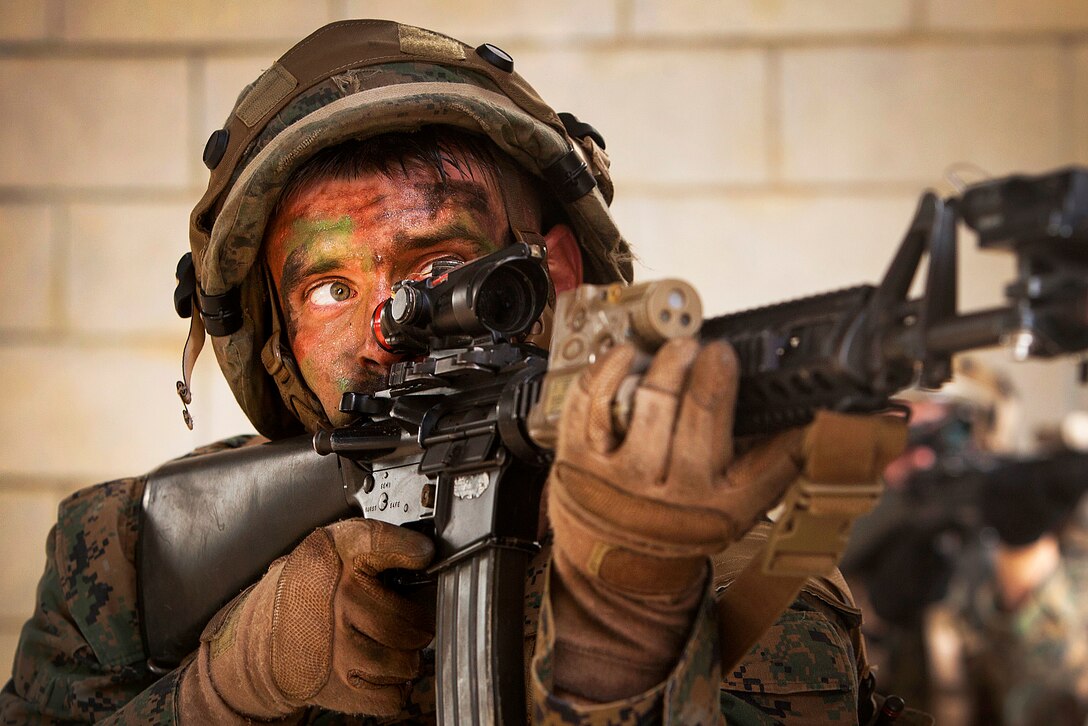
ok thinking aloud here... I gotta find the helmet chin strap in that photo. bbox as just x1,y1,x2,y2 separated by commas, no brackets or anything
259,264,332,433
177,310,205,430
173,250,247,430
493,153,557,321
173,251,205,430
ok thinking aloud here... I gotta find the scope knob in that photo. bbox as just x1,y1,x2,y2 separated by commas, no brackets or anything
390,285,423,325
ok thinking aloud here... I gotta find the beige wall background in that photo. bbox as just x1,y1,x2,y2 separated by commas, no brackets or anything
3,0,1088,683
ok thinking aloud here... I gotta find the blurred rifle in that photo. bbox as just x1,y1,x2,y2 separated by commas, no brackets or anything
843,442,1088,627
920,444,1088,547
140,167,1088,725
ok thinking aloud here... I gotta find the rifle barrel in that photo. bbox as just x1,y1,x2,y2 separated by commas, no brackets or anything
924,307,1015,354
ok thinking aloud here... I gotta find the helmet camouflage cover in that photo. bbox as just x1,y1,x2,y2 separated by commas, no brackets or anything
185,19,633,438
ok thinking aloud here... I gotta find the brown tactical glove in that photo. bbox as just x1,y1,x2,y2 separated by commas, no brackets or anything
546,338,903,702
178,518,435,721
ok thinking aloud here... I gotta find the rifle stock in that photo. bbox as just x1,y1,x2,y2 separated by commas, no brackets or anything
138,436,357,667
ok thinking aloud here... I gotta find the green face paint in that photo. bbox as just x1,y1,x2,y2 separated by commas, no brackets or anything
280,215,357,263
276,215,376,335
296,215,354,235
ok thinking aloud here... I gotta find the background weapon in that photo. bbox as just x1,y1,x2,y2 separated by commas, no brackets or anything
700,166,1088,435
141,166,1088,724
843,439,1088,627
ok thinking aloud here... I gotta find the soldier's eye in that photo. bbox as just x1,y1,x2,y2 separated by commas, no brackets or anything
309,281,353,306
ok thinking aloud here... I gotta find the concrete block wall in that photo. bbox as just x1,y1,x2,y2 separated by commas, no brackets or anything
2,0,1087,685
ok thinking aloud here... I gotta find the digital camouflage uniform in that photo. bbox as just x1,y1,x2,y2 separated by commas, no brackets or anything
955,500,1088,726
1,442,867,725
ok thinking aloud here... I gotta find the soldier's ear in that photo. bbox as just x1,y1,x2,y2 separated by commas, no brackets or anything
542,223,582,293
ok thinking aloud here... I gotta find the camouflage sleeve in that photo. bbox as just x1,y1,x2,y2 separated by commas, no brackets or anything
961,555,1088,723
531,560,865,726
718,590,863,725
0,477,181,724
530,563,724,726
0,436,266,724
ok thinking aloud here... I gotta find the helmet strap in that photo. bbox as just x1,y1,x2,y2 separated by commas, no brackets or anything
176,310,205,430
493,152,542,240
493,153,556,306
260,266,332,433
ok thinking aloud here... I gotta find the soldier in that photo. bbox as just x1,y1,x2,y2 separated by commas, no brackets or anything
1,20,905,724
844,360,1088,725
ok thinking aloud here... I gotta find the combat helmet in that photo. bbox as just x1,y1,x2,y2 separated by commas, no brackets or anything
176,19,632,438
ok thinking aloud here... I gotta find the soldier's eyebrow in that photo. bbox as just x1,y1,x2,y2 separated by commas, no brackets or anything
390,223,502,254
280,255,339,303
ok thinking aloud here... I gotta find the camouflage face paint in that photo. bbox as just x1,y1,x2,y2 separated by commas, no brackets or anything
277,216,367,339
263,163,512,426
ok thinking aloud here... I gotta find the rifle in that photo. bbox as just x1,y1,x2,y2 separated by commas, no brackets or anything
842,445,1088,627
139,166,1088,724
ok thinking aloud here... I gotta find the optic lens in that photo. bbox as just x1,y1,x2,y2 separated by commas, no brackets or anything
476,265,536,334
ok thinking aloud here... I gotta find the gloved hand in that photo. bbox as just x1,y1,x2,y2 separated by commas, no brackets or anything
179,518,435,721
546,338,905,702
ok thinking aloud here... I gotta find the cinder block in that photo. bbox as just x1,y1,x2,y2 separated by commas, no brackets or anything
0,345,215,480
0,59,188,188
0,629,21,686
339,1,618,41
613,189,1017,313
60,0,330,43
780,45,1070,184
1076,46,1088,165
201,56,278,141
0,1,49,40
0,205,55,332
612,191,927,313
515,48,768,185
925,0,1088,32
66,204,193,337
0,490,62,621
632,0,911,37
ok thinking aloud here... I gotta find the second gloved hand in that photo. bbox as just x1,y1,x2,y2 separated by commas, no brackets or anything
179,518,435,721
546,338,905,702
547,338,804,702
